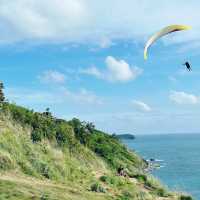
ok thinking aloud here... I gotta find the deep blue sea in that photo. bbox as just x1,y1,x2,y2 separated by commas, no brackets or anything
123,134,200,200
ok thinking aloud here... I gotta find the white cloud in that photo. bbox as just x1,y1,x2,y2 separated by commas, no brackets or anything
169,91,199,105
80,66,102,78
6,87,103,106
6,88,63,104
131,100,152,112
0,0,200,46
81,56,143,82
39,70,66,84
106,56,142,82
0,0,89,43
63,88,104,105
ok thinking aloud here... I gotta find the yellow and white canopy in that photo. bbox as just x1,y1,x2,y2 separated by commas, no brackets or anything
144,25,191,60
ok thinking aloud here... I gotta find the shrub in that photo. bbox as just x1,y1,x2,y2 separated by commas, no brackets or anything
133,174,169,197
134,174,147,183
99,175,125,188
40,193,49,200
99,175,108,183
117,191,133,200
56,123,72,146
154,188,168,197
18,161,36,176
0,152,14,170
100,175,116,185
180,195,193,200
31,129,43,142
37,162,55,179
90,182,106,193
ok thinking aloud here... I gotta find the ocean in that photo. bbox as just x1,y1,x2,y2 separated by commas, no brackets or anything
123,134,200,200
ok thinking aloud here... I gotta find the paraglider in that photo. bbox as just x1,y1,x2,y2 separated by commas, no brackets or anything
144,25,191,60
183,62,192,71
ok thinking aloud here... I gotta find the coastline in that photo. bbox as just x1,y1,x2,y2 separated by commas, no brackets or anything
123,135,198,199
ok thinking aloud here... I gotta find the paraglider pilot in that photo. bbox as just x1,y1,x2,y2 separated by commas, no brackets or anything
183,62,192,71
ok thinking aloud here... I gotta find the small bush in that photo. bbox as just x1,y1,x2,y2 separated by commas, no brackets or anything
38,162,54,179
134,174,147,183
117,191,133,200
55,123,73,146
40,193,49,200
0,152,14,170
144,176,169,197
31,129,43,142
99,175,125,187
18,161,37,177
154,188,168,197
90,182,106,193
180,195,193,200
99,175,108,183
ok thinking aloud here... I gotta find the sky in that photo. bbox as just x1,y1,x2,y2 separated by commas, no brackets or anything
1,0,200,134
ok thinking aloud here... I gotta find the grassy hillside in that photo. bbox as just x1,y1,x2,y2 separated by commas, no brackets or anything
0,103,192,200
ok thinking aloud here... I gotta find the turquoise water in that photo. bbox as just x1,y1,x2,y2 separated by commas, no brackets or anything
124,134,200,200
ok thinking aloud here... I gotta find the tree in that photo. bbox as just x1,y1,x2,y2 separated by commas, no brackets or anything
0,82,5,103
43,107,52,117
69,118,90,145
85,122,95,134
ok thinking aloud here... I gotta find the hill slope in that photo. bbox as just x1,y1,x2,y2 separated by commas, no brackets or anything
0,103,192,200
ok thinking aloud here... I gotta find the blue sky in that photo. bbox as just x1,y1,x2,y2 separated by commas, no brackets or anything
1,0,200,134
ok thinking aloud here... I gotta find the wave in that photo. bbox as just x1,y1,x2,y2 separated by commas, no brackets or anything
155,159,164,162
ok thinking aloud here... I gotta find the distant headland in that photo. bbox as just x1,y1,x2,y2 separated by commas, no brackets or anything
116,134,135,140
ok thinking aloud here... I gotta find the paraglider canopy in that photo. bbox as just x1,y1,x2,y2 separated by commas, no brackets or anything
144,25,191,60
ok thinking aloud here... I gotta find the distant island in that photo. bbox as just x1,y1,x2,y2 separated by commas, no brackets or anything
116,134,135,140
